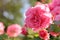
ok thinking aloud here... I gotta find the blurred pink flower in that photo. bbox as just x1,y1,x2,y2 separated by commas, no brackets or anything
51,6,60,15
54,15,60,21
49,0,60,21
0,22,5,35
52,0,60,6
39,29,50,40
7,24,22,37
51,6,60,21
48,3,55,11
25,4,53,31
50,31,60,37
49,0,60,10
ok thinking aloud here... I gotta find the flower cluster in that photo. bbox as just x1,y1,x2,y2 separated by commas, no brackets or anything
25,3,53,40
24,0,60,40
0,0,60,40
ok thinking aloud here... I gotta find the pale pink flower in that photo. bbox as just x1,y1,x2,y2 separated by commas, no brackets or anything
51,6,60,21
7,24,22,37
39,29,50,40
55,15,60,21
0,22,5,35
49,0,60,11
52,0,60,6
52,6,60,15
48,3,55,11
49,0,60,20
25,4,53,31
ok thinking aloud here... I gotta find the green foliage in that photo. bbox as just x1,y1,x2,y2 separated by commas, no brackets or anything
23,36,41,40
27,28,34,35
0,0,23,27
29,0,36,6
49,24,60,32
50,36,60,40
29,0,52,6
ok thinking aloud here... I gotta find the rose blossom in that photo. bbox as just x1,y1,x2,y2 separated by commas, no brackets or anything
25,4,53,31
7,24,22,37
0,22,5,35
21,26,27,35
39,29,50,40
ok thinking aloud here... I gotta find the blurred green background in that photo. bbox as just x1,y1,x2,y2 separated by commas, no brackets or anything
0,0,51,27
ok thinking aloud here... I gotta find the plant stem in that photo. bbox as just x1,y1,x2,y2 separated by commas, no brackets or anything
13,37,15,40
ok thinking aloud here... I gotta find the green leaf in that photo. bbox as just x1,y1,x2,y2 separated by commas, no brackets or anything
34,37,42,40
0,34,8,40
34,33,39,37
23,36,34,40
27,35,34,38
27,28,34,35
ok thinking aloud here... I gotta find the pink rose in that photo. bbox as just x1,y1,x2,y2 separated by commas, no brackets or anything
0,22,5,35
25,4,53,31
39,29,50,40
7,24,22,37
